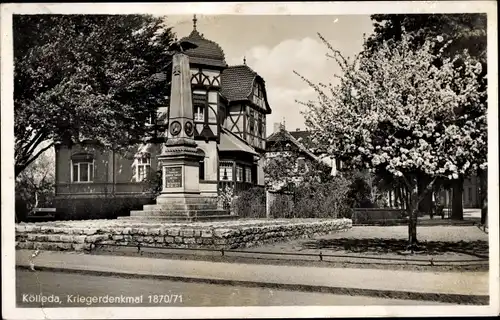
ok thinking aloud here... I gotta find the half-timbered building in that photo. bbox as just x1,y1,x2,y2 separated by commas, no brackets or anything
53,17,272,219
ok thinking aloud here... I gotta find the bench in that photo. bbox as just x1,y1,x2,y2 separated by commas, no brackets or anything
27,208,57,222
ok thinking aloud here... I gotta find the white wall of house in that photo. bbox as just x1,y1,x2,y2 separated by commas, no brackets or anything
196,140,218,197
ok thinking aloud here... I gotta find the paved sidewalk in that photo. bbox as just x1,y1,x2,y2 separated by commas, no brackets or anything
16,250,488,303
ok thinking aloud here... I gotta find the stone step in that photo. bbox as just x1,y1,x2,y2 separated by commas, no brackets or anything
155,197,218,206
142,203,218,211
129,209,230,217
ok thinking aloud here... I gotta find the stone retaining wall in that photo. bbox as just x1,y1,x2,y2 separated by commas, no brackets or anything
16,218,352,252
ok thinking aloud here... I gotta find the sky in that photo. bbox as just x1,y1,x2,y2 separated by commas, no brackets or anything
165,15,375,135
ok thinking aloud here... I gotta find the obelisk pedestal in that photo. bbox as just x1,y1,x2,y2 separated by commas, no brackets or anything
123,51,234,221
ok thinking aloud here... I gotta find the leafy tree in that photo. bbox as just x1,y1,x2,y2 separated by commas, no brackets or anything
366,14,486,61
365,13,487,221
14,14,175,177
298,32,486,248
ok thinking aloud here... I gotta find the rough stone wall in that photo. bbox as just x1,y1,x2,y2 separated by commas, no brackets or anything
16,219,352,252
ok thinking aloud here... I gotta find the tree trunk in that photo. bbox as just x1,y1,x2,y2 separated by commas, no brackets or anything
479,169,488,225
394,188,401,209
417,175,433,216
451,178,464,220
402,187,410,210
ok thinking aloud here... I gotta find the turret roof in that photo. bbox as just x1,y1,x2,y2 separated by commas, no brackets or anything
181,29,227,68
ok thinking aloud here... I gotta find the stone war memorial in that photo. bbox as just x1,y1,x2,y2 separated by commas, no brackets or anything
120,41,234,222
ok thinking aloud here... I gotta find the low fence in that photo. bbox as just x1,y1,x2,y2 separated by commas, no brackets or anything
89,243,488,266
351,208,407,225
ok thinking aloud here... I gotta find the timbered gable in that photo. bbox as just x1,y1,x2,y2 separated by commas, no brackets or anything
190,68,221,88
244,105,266,151
250,81,267,113
226,104,245,139
192,88,220,142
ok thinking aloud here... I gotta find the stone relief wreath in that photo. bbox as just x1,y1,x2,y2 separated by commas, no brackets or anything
184,121,194,136
170,121,182,136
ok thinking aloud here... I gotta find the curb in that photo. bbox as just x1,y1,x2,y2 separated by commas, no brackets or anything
16,265,488,305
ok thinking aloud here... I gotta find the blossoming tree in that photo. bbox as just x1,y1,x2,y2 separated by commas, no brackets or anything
297,32,486,247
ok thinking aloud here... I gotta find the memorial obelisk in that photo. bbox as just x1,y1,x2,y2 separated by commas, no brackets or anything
158,49,203,197
125,42,233,221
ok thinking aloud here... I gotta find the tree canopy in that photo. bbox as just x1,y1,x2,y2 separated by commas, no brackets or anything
364,13,488,220
366,14,487,62
14,14,175,176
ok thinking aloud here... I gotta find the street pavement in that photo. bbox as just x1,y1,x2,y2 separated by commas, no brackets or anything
16,250,488,304
16,270,447,307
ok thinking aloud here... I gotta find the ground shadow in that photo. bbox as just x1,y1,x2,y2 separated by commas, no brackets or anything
301,238,489,258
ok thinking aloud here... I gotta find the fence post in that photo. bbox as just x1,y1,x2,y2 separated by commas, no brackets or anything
266,190,272,218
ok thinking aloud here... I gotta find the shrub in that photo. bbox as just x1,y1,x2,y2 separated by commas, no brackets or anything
142,169,162,199
217,185,235,211
293,175,352,218
269,192,294,218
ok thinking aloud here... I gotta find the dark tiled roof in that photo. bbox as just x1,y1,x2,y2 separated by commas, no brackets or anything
290,130,311,141
266,129,319,161
181,30,227,68
268,128,328,156
221,65,256,101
